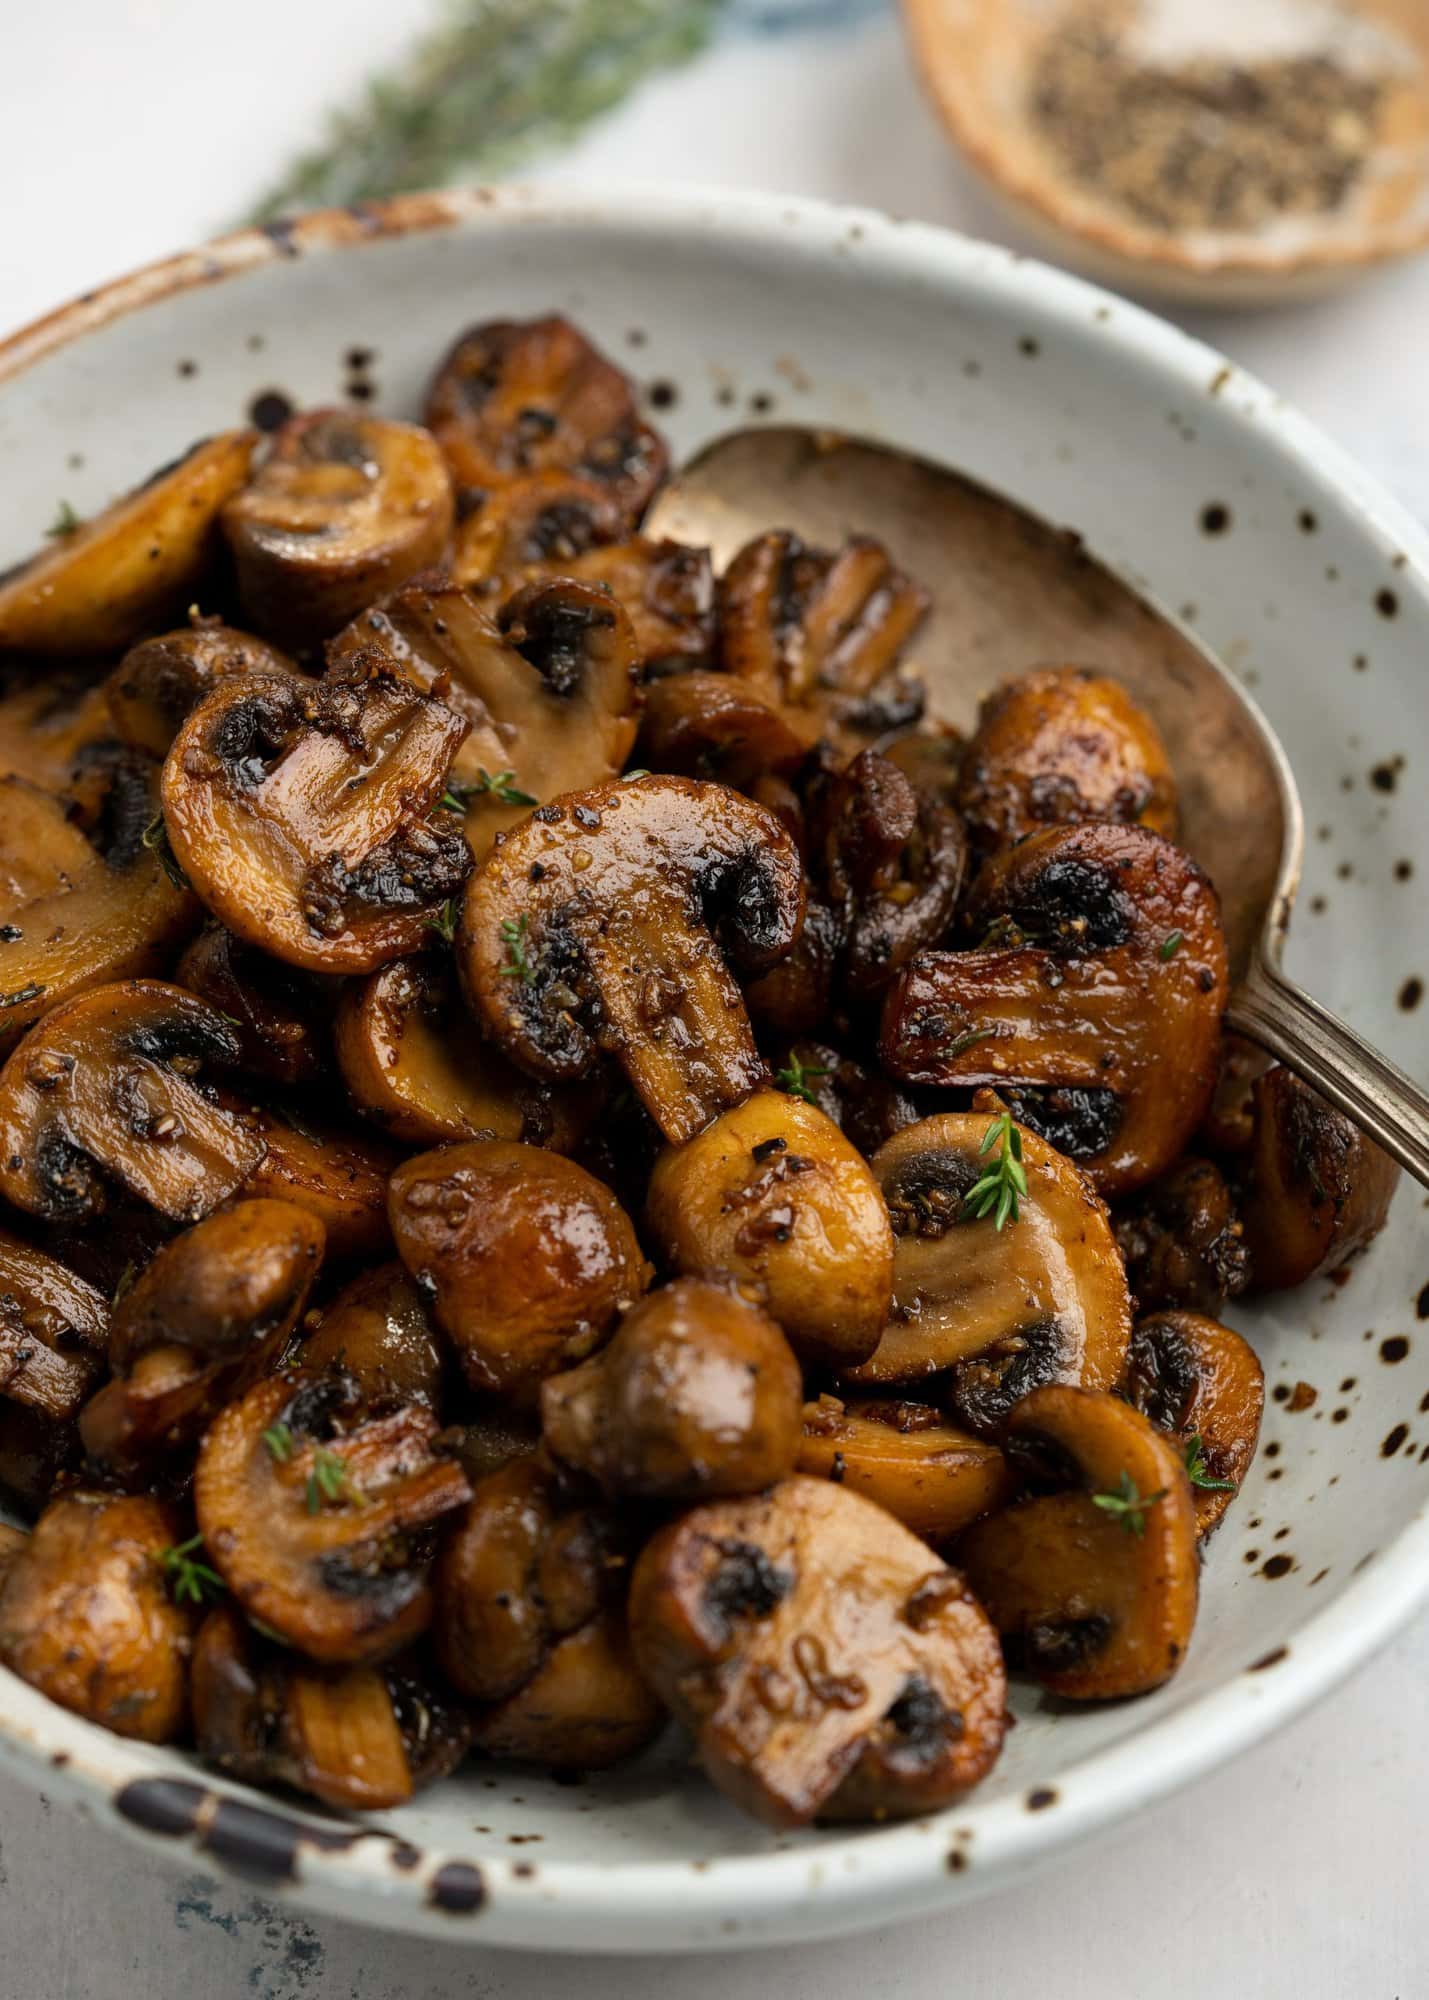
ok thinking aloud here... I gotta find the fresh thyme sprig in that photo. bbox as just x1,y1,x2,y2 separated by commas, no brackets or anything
305,1448,362,1514
498,913,536,984
262,1422,295,1464
1091,1471,1168,1537
1159,930,1184,961
141,814,189,892
440,767,537,811
775,1051,828,1106
46,500,82,539
1183,1433,1237,1494
159,1535,226,1606
961,1110,1028,1230
425,899,459,946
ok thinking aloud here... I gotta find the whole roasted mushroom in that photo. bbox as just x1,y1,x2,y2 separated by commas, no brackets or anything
297,1262,446,1415
231,1098,400,1262
0,981,264,1223
542,1278,803,1499
389,1140,651,1401
881,822,1229,1194
162,656,471,973
796,1395,1013,1544
222,411,455,645
1120,1311,1264,1537
956,667,1178,854
957,1385,1199,1699
460,774,805,1144
629,1476,1006,1826
195,1369,472,1664
846,1107,1131,1434
107,618,301,757
645,1089,895,1368
1114,1156,1250,1316
1240,1065,1400,1291
0,1490,193,1740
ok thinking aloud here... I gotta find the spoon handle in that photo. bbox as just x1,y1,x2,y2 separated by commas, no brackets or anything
1228,959,1429,1189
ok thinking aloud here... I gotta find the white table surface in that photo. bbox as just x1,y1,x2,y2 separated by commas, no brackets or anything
2,4,1427,1994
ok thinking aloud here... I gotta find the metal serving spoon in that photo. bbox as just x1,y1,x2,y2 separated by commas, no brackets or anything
646,428,1429,1186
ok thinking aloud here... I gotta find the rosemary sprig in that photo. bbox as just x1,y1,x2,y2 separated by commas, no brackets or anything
961,1110,1028,1230
159,1535,226,1607
775,1051,828,1106
305,1448,361,1514
46,500,83,539
1183,1433,1237,1494
1091,1471,1167,1537
498,913,536,984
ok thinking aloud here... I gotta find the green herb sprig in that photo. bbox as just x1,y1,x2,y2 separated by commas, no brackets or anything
159,1535,226,1607
262,1422,295,1464
961,1110,1028,1231
305,1448,362,1514
1159,930,1184,962
46,500,82,539
1091,1471,1168,1537
425,899,459,947
774,1051,828,1106
1183,1433,1237,1494
498,913,536,984
141,815,189,892
440,767,537,811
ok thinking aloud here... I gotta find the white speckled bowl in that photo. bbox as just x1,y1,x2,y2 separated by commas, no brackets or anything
0,185,1426,1953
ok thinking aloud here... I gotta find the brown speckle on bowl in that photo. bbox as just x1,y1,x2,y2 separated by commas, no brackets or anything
947,1848,968,1872
1025,1787,1058,1812
1243,1548,1260,1564
1376,588,1399,619
1209,366,1231,396
248,389,294,433
1309,895,1327,914
1200,503,1231,536
1260,1554,1294,1579
428,1862,487,1915
391,1842,422,1871
1381,1335,1410,1363
1248,1646,1288,1671
512,1861,538,1880
1371,757,1404,792
749,392,775,415
1298,510,1318,534
1018,336,1040,357
1382,1423,1409,1457
1332,1407,1350,1423
1397,977,1422,1013
647,379,678,411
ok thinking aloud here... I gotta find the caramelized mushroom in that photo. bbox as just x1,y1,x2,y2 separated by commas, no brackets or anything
636,672,807,788
424,316,667,521
542,1278,803,1499
957,1385,1199,1699
1121,1311,1263,1536
845,1108,1132,1433
1114,1156,1250,1315
233,1099,398,1262
956,667,1177,854
629,1476,1005,1826
0,433,257,656
0,1490,192,1739
194,1369,471,1664
0,1522,26,1589
336,953,595,1149
298,1262,446,1414
460,774,804,1144
763,1040,922,1159
0,1228,109,1423
79,1200,324,1478
467,1610,664,1770
175,925,330,1088
646,1089,894,1368
0,668,121,801
796,1395,1013,1543
222,412,454,645
107,619,300,757
193,1603,469,1809
719,530,929,752
162,657,471,973
0,981,264,1222
0,1404,78,1519
389,1140,650,1400
881,823,1228,1194
1240,1066,1400,1291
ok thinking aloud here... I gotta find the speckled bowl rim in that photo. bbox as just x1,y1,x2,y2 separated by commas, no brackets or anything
0,183,1427,1951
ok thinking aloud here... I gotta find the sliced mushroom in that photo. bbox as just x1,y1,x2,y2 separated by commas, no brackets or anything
879,725,964,808
881,823,1229,1194
0,668,119,800
107,618,301,757
956,667,1178,854
0,1490,192,1739
0,981,264,1222
460,774,804,1144
297,1262,446,1414
1114,1156,1250,1316
629,1476,1006,1826
162,657,471,973
719,530,929,752
845,1108,1132,1435
175,924,331,1089
956,1385,1198,1699
467,1612,665,1771
221,412,454,645
336,953,594,1151
1240,1065,1400,1291
195,1369,471,1664
0,1227,109,1422
645,1089,894,1368
79,1200,324,1478
542,1277,803,1500
0,756,196,1052
424,316,668,520
0,433,257,656
327,573,640,851
1120,1311,1263,1537
389,1140,650,1400
796,1395,1013,1543
193,1603,470,1810
743,900,844,1040
232,1099,398,1262
636,672,808,789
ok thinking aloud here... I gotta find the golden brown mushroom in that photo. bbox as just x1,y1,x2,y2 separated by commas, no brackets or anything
636,672,807,789
297,1261,446,1415
195,1369,471,1664
0,980,264,1222
162,656,471,974
0,1404,78,1519
957,1385,1199,1698
1121,1311,1264,1537
193,1603,470,1810
629,1476,1006,1826
0,1227,109,1425
0,669,120,801
1240,1065,1400,1291
424,316,668,521
645,1089,894,1368
762,1040,922,1160
175,925,331,1089
0,1490,193,1739
0,1522,26,1589
389,1140,650,1401
796,1395,1013,1543
845,1108,1132,1434
881,822,1229,1194
221,411,454,646
542,1278,803,1499
956,667,1178,854
106,618,300,757
1114,1156,1250,1315
232,1098,398,1262
0,432,257,656
468,1613,664,1771
460,774,804,1144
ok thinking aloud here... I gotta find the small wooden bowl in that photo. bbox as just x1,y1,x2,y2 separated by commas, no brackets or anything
902,0,1429,304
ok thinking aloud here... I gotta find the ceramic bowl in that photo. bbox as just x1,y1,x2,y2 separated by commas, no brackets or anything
0,184,1425,1952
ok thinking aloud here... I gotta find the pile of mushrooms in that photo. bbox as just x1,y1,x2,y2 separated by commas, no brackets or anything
0,315,1396,1830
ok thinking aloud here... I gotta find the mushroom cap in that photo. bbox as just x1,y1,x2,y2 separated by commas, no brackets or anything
1241,1064,1400,1291
797,1395,1014,1544
1122,1310,1264,1537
